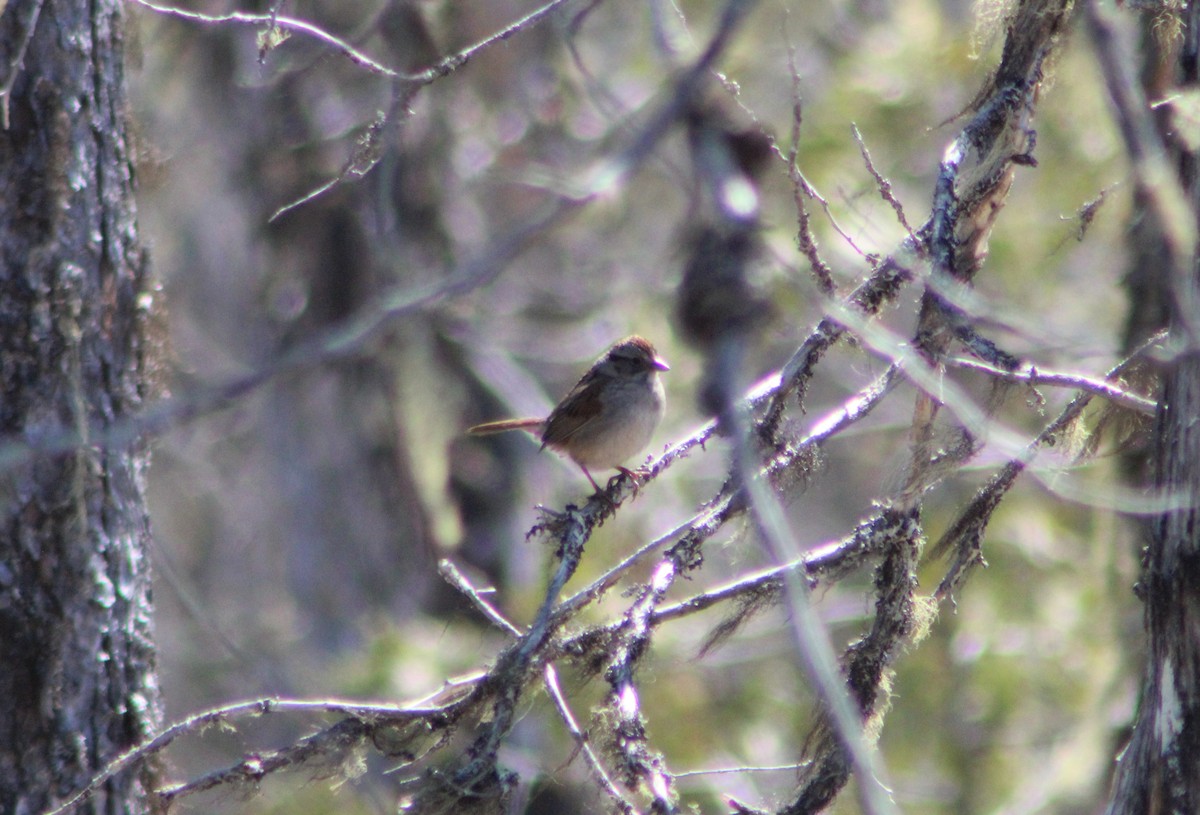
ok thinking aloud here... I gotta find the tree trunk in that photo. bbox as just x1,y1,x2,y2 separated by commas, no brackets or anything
1105,0,1200,811
0,2,159,813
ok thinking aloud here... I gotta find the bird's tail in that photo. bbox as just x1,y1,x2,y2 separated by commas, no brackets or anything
467,418,543,436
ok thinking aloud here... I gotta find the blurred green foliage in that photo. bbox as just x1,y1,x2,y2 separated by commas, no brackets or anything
131,0,1144,812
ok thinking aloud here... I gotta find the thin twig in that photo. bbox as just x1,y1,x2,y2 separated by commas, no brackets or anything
153,718,370,805
133,0,404,76
439,560,522,637
852,123,916,241
945,356,1157,414
601,556,686,812
674,762,809,779
933,330,1167,596
544,664,640,814
134,0,577,86
4,0,763,479
649,513,895,629
784,29,835,294
448,515,587,790
760,251,917,442
44,696,462,815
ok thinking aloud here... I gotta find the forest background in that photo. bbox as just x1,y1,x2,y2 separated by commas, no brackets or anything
3,0,1188,812
135,0,1148,812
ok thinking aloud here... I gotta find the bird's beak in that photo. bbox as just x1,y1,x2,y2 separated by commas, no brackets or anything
652,355,670,372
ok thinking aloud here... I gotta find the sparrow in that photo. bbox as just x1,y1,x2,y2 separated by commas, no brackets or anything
469,336,669,492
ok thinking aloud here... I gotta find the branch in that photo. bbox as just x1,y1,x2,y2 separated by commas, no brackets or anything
737,419,901,815
784,37,834,294
852,123,917,241
601,555,684,811
945,356,1157,414
45,695,474,815
759,252,917,443
665,509,903,652
932,330,1166,597
153,717,372,806
4,0,763,481
439,560,522,637
544,664,640,814
133,0,577,85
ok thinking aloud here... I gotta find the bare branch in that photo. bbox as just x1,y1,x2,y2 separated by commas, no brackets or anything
45,695,472,815
133,0,578,85
439,560,522,637
601,556,683,811
738,428,902,815
945,356,1158,414
933,331,1166,596
759,251,917,443
852,123,917,241
132,0,406,77
543,664,640,814
784,35,835,295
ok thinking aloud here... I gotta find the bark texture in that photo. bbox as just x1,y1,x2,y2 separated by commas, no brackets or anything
1105,0,1200,811
0,1,159,813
